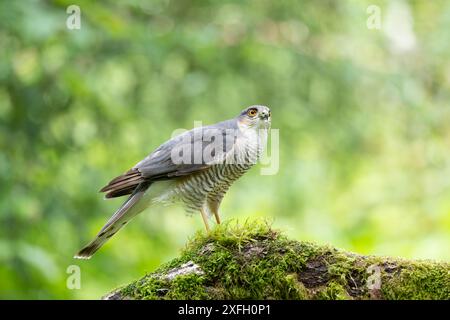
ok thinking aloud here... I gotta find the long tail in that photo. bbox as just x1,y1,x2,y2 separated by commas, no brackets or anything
74,183,150,259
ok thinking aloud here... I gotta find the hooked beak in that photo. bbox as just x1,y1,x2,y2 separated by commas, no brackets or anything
259,112,270,120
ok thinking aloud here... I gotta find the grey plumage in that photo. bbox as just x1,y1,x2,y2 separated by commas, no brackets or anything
75,105,271,259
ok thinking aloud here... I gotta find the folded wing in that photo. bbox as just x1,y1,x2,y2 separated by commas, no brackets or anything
100,122,237,199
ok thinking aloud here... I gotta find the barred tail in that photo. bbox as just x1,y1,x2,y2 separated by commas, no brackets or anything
74,183,150,259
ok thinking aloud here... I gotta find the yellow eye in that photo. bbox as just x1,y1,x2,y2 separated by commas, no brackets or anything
247,109,258,117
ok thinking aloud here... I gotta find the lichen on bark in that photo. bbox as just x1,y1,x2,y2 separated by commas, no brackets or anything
104,220,450,300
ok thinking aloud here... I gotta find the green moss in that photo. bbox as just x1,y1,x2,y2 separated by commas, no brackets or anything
282,274,310,299
121,276,168,300
381,261,450,300
314,281,351,300
166,274,208,300
114,219,450,300
186,219,279,252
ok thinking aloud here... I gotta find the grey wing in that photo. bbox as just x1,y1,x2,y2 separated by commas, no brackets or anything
100,120,238,198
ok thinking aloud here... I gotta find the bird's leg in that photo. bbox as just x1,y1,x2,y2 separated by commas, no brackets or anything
200,208,210,232
213,209,221,224
207,201,221,225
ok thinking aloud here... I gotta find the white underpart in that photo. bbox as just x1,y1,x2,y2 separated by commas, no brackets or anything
141,180,177,207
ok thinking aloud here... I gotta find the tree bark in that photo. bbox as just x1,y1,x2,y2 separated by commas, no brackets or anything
103,221,450,300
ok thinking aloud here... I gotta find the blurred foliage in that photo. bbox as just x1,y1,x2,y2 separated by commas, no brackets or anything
0,0,449,299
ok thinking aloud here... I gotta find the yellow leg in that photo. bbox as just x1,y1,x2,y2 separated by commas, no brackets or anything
213,210,221,224
200,208,210,232
208,201,221,225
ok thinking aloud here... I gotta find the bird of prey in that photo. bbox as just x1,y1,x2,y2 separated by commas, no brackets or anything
74,105,271,259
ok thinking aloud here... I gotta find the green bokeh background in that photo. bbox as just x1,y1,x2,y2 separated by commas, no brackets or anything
1,0,449,299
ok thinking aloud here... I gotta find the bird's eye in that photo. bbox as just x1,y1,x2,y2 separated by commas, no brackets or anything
247,109,258,117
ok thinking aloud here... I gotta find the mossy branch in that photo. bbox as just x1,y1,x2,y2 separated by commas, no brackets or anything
104,220,450,300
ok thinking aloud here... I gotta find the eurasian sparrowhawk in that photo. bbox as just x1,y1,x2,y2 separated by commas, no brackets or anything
75,105,271,259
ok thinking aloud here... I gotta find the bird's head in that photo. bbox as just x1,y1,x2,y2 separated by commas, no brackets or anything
237,105,271,130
